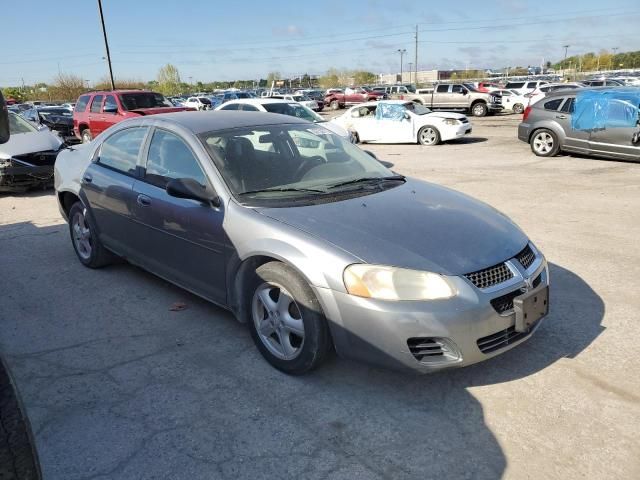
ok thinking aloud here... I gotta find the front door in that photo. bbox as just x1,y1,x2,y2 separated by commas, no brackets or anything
92,94,119,134
81,126,149,257
588,99,640,161
131,128,228,304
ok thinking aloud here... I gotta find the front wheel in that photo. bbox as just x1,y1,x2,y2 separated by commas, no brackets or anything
471,102,488,117
530,128,560,157
330,100,340,111
418,126,441,146
68,202,115,268
81,129,92,143
247,262,332,375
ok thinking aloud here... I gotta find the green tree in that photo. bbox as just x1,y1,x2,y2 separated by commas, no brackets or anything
266,71,281,87
2,87,26,103
353,71,377,85
157,64,182,96
319,68,341,88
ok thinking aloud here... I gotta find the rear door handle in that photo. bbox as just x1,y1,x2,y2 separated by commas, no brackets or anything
137,194,151,207
556,115,567,119
83,173,93,183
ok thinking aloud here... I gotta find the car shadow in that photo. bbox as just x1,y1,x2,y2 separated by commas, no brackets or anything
0,220,604,479
447,136,489,145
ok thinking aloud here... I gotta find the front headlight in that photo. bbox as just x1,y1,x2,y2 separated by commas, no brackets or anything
343,264,455,301
443,118,459,125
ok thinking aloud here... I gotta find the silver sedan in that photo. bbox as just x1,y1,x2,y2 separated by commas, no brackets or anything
55,111,549,374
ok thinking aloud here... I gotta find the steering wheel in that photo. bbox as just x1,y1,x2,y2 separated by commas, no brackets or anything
293,155,325,180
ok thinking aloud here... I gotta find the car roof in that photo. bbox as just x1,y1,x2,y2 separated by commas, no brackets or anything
148,110,308,134
534,86,631,102
224,98,298,105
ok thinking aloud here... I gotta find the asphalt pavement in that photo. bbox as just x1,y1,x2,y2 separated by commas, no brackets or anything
0,114,638,479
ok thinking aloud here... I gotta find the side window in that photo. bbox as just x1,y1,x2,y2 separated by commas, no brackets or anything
560,98,575,113
501,91,511,97
221,103,240,110
103,95,118,113
451,85,464,94
241,104,259,111
145,129,207,188
543,99,563,111
506,82,524,89
75,95,90,112
526,82,537,88
90,95,104,113
436,85,449,93
97,127,148,175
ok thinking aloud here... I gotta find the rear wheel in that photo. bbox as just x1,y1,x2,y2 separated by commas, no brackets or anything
530,129,560,157
418,126,441,146
471,102,488,117
68,202,115,268
247,262,332,375
81,129,92,143
512,103,524,114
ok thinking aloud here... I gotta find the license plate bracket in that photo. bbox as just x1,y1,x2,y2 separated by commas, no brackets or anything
514,285,549,333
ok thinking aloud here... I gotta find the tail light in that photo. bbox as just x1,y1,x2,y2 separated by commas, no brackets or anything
523,106,532,122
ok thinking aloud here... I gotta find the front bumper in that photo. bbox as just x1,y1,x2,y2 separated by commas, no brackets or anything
314,252,549,373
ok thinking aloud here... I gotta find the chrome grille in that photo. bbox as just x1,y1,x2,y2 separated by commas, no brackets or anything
515,244,536,270
464,262,513,289
490,273,542,314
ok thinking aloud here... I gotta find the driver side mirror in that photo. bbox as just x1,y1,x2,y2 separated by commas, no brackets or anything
403,112,410,120
104,105,118,114
461,90,468,95
0,91,9,144
166,177,220,207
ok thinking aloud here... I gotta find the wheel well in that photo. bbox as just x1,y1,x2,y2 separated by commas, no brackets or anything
229,255,280,323
471,100,487,107
58,191,81,219
412,99,423,104
78,123,89,133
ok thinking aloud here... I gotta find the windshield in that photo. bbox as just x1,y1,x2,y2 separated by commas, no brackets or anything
263,102,322,122
119,92,172,110
39,108,72,118
199,124,396,204
9,113,37,134
404,102,432,115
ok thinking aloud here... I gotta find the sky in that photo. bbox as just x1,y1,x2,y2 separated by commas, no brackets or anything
2,0,640,86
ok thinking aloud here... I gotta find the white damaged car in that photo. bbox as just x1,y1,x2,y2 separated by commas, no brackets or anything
331,100,472,145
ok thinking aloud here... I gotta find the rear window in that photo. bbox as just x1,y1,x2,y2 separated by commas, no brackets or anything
543,99,564,111
75,95,90,112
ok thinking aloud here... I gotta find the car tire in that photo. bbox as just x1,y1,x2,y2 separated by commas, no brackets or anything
471,102,488,117
247,261,332,375
418,126,441,146
530,128,560,157
68,201,115,268
81,129,92,143
330,100,340,111
513,103,524,114
351,131,360,144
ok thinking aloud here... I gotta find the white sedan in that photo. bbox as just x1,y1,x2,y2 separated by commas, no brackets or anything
493,89,529,114
331,100,472,145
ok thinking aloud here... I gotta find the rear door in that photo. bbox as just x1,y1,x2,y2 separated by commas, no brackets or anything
589,99,640,161
88,95,104,136
552,97,590,154
81,126,149,256
92,94,118,134
131,128,228,303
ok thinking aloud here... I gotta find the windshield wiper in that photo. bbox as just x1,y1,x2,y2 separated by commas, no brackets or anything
239,186,326,196
325,175,405,190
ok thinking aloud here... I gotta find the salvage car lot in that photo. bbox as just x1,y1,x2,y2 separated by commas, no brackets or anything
1,114,639,479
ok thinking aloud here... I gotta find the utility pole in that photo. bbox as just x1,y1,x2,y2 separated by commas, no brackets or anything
611,47,619,71
397,49,406,83
408,63,413,84
562,44,570,70
97,0,115,90
414,25,418,87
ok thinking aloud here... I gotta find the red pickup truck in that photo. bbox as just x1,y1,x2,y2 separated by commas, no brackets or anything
73,90,190,143
324,87,387,110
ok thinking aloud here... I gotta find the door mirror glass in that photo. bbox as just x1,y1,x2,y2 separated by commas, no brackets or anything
104,105,118,114
0,91,9,144
166,177,219,206
403,111,410,120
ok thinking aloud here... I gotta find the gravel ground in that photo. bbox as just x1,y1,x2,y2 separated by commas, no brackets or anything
0,113,638,479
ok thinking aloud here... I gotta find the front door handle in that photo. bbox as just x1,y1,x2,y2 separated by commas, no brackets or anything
137,194,151,207
556,114,567,119
83,173,93,183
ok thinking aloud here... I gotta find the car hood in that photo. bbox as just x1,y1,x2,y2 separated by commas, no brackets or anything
256,178,527,275
0,131,63,158
319,121,349,139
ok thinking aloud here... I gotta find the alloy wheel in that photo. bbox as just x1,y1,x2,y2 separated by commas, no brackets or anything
420,127,438,145
252,282,305,361
533,132,554,154
71,210,92,260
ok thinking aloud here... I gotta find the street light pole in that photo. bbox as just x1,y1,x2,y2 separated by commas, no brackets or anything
408,62,413,84
397,49,407,83
97,0,115,90
611,47,619,71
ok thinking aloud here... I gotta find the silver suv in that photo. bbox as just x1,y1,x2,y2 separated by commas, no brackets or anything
518,89,640,162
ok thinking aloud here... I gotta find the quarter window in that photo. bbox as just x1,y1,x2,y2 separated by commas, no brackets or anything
97,127,148,175
543,99,564,111
560,98,575,113
145,129,207,188
75,95,90,112
90,95,103,113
